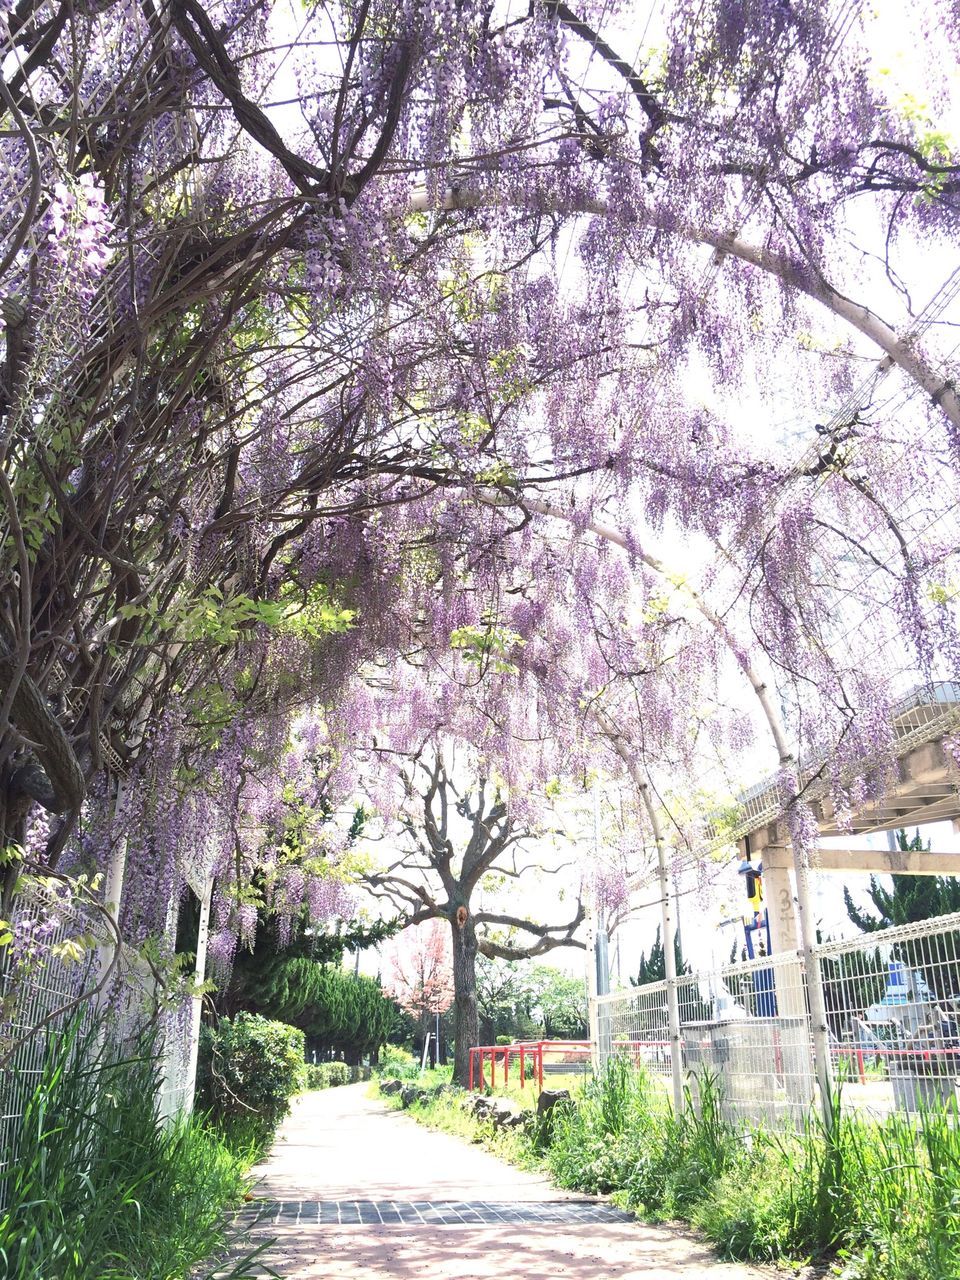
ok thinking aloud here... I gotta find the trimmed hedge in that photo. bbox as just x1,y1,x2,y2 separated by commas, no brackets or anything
303,1061,351,1090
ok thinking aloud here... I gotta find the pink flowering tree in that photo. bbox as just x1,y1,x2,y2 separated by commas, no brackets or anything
382,920,454,1063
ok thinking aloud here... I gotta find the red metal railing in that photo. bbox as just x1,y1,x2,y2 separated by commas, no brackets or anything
468,1039,587,1091
468,1038,671,1091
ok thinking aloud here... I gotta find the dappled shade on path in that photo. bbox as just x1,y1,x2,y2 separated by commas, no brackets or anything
232,1086,775,1279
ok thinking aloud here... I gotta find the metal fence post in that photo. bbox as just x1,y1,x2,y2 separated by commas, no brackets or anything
598,722,685,1113
588,993,601,1067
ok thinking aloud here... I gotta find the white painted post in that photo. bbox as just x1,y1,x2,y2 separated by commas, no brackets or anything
181,874,213,1115
96,778,129,999
586,908,601,1070
158,887,184,1124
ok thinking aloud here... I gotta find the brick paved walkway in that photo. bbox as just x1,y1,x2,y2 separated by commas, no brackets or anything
228,1084,776,1279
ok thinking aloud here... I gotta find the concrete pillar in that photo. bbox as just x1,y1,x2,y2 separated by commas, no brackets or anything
158,889,184,1124
760,856,799,953
752,842,806,1018
96,778,129,1001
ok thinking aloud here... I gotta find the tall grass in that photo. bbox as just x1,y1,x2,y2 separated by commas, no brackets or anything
692,1090,960,1276
0,1013,266,1280
545,1062,743,1215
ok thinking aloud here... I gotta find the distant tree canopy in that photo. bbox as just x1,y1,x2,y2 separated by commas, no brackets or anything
536,967,589,1040
843,829,960,933
632,925,687,987
358,751,585,1084
382,920,455,1025
381,920,455,1066
475,958,587,1044
228,957,399,1064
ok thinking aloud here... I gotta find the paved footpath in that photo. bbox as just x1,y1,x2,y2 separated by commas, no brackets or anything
229,1084,775,1280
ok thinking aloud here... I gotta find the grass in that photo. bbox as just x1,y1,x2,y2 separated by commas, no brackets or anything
0,1013,270,1280
379,1060,960,1280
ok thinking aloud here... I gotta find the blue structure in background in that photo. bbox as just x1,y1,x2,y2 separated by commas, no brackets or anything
739,857,778,1016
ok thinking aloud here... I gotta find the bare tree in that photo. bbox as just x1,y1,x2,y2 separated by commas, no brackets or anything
362,751,584,1085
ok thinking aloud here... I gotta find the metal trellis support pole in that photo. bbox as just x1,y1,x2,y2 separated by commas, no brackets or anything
596,716,684,1112
790,842,835,1129
653,818,684,1114
586,912,601,1070
634,768,684,1113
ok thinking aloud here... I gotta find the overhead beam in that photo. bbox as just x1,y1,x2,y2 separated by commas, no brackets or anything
732,725,960,848
818,794,960,836
763,847,960,876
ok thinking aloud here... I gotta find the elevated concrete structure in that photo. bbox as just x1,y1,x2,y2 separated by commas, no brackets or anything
722,682,960,954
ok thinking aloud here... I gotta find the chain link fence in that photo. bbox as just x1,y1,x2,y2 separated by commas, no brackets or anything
0,885,190,1207
0,886,100,1204
595,911,960,1126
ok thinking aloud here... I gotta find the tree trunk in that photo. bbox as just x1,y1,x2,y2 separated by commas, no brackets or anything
0,770,31,916
451,908,479,1086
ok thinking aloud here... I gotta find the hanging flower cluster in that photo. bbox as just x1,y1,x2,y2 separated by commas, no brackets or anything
44,173,113,287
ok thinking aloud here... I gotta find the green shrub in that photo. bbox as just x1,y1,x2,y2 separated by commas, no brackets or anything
198,1012,305,1148
377,1045,421,1079
241,958,397,1061
303,1060,351,1089
325,1060,351,1086
660,1074,745,1214
692,1126,835,1263
0,1013,262,1280
693,1095,960,1274
695,1106,857,1263
819,1099,960,1279
544,1058,654,1192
